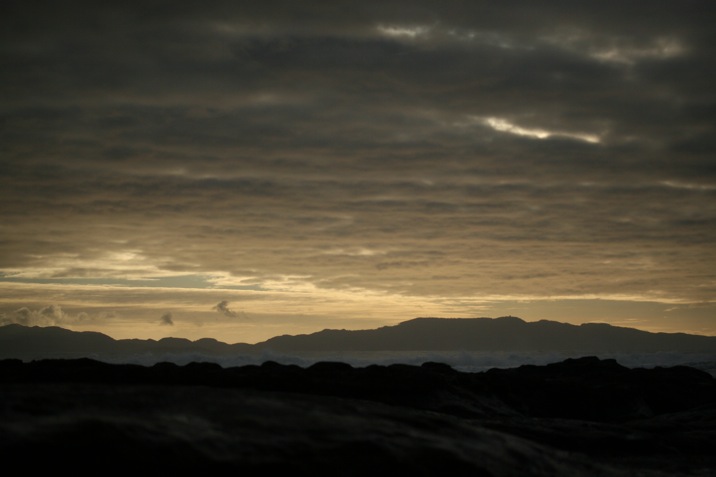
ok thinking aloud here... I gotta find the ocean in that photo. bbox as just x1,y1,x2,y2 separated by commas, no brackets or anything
100,349,716,377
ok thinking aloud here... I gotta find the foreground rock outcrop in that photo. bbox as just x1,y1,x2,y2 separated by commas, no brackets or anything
1,356,714,476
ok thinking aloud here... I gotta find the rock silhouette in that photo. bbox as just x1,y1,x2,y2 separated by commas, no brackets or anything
1,356,714,476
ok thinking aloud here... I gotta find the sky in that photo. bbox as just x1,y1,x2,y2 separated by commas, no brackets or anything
1,1,715,343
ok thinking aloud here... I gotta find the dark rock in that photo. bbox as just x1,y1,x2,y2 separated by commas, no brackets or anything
1,356,715,476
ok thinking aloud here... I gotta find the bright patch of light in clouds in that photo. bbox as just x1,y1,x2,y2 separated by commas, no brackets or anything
591,37,685,64
477,117,601,144
377,24,430,38
2,250,166,279
660,181,716,191
322,248,387,257
543,30,686,65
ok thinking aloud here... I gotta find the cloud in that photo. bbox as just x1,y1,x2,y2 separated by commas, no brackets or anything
0,2,715,337
0,304,113,327
159,312,174,326
2,307,32,326
213,300,238,318
1,305,66,326
39,304,65,321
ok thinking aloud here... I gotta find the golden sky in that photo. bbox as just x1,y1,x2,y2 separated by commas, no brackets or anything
1,1,715,343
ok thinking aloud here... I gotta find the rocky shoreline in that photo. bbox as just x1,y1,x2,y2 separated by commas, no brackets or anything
1,356,715,476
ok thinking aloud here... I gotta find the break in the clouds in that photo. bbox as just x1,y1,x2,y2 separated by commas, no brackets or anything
0,1,715,340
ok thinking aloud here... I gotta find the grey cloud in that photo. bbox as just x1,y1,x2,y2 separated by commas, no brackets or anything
9,307,33,326
39,304,65,321
1,2,715,311
211,301,254,321
160,312,174,326
213,300,238,318
1,168,713,298
1,305,73,326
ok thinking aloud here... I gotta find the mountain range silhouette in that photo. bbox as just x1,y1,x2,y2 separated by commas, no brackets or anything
1,317,714,362
2,316,716,475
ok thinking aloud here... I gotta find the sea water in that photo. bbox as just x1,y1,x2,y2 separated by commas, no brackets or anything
111,349,716,377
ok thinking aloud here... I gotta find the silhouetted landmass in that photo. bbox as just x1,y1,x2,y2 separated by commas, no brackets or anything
1,317,714,364
257,316,716,352
0,321,253,360
3,317,714,474
1,356,714,476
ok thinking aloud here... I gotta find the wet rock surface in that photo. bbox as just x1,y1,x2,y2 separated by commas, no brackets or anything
1,356,714,476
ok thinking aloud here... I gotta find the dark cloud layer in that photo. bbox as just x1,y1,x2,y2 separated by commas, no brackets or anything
1,1,715,337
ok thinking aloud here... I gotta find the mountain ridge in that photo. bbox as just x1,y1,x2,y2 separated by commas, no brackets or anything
256,316,716,352
1,316,715,362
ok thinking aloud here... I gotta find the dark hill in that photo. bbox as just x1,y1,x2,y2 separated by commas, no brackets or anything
254,317,716,352
1,317,714,363
0,323,253,361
